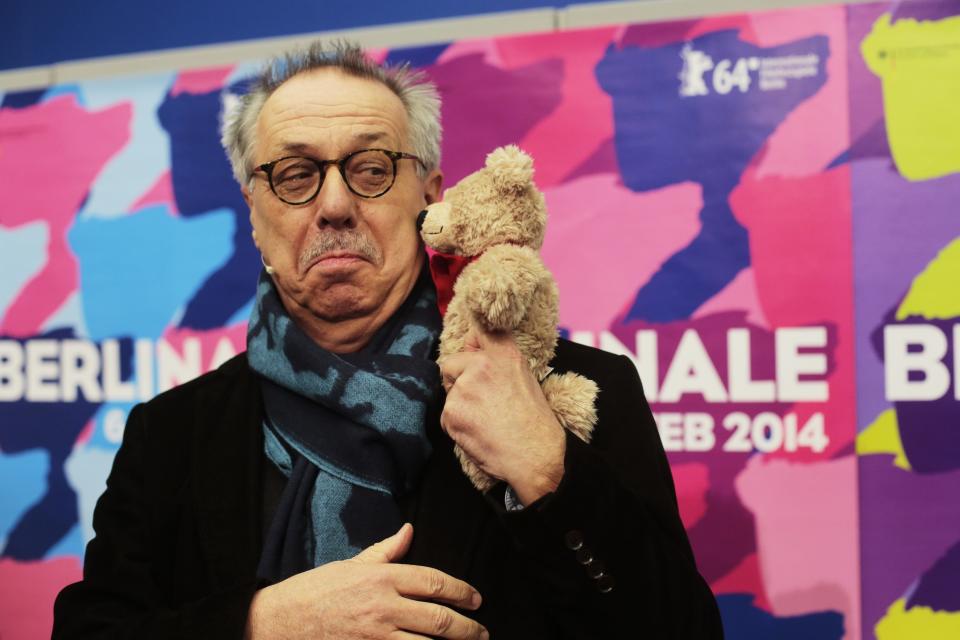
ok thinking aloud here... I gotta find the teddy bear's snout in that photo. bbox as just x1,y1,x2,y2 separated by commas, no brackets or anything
418,202,451,240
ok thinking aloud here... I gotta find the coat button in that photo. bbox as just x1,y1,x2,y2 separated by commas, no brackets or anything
575,547,594,565
586,559,605,579
564,530,584,551
597,574,615,594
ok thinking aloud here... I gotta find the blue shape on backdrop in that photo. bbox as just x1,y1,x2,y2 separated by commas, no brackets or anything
0,449,49,551
69,204,235,340
717,594,844,639
385,43,450,68
46,523,85,558
42,84,84,105
227,296,256,327
595,31,829,322
79,74,176,217
0,221,48,321
0,329,133,560
85,403,137,451
1,88,44,109
827,148,850,169
157,88,260,329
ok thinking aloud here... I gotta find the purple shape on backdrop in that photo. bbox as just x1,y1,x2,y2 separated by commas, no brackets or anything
907,540,960,612
847,119,892,161
620,19,699,49
871,312,960,473
892,0,960,22
427,53,564,186
859,454,960,633
596,31,828,323
832,440,856,459
681,451,755,582
561,137,619,182
851,158,960,429
846,4,888,143
610,311,799,581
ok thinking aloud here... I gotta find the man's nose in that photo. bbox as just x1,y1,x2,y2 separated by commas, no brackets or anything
313,166,357,230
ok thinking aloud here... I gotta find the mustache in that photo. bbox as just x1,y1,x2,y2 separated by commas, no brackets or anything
298,231,381,270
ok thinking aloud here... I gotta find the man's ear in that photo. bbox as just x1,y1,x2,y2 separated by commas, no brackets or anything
243,183,261,251
424,169,443,205
241,182,254,209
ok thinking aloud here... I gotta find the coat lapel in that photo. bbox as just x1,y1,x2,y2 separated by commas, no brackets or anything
190,356,265,588
404,400,492,580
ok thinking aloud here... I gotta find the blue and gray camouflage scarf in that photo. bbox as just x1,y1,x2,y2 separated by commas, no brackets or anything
247,266,441,581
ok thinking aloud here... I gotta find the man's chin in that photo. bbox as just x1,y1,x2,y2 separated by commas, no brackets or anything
301,285,375,322
304,255,369,275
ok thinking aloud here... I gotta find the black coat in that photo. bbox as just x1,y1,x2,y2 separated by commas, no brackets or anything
53,338,723,639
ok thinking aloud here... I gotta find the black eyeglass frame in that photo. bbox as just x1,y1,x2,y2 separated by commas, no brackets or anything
253,148,426,205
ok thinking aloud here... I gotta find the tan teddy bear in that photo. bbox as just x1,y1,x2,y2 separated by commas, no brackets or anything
418,145,599,493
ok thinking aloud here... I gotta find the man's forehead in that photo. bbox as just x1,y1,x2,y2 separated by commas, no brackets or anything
275,131,391,156
256,69,408,154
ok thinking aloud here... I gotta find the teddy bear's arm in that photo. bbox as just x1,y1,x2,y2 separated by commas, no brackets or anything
457,245,553,332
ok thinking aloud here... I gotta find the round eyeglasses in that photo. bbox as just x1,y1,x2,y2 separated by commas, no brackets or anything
253,148,425,205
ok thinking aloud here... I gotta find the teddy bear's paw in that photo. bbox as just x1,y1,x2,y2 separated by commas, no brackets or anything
541,372,599,443
470,297,528,333
460,254,541,331
454,443,496,492
464,281,528,332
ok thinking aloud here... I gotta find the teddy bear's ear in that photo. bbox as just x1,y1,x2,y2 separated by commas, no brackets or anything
485,145,534,192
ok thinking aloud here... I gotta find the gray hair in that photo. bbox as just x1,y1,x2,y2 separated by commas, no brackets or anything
220,40,442,184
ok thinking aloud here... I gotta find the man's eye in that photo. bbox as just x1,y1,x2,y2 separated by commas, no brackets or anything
356,163,387,176
277,171,313,183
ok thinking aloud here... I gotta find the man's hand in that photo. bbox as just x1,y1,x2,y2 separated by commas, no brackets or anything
245,524,487,640
438,328,566,505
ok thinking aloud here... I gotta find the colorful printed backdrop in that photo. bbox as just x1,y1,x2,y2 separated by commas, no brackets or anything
1,2,958,638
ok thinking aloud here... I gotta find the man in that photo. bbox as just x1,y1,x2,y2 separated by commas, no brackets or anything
54,42,723,639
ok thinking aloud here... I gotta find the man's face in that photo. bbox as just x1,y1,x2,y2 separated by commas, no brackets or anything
245,68,441,332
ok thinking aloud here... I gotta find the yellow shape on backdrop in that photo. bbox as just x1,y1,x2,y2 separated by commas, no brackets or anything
857,409,911,470
862,13,960,181
896,236,960,320
876,598,960,639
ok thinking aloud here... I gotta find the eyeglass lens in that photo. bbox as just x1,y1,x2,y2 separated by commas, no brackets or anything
270,150,396,203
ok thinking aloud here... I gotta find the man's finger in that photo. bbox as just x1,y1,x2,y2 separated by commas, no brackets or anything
438,352,474,389
352,523,413,564
389,564,482,611
463,327,482,352
471,325,514,351
396,600,489,640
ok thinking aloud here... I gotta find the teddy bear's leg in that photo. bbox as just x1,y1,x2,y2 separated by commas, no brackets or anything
454,442,496,493
541,372,599,444
438,297,471,359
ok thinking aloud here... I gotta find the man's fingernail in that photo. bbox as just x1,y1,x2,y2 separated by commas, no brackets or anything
481,628,490,640
472,591,482,609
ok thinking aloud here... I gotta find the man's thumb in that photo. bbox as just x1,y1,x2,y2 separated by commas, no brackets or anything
353,523,414,564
